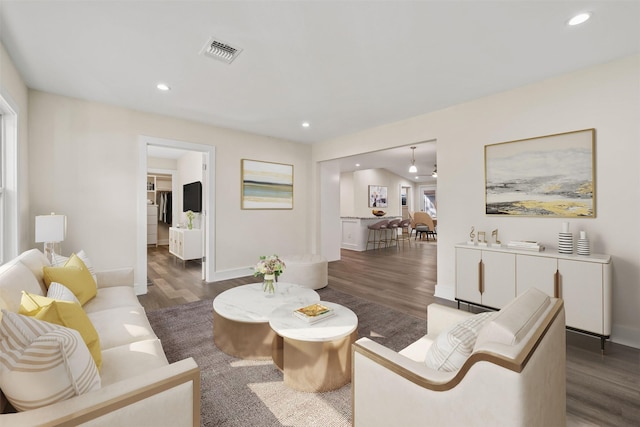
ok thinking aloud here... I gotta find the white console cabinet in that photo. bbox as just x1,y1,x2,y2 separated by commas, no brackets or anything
455,244,612,349
456,249,515,308
169,227,202,263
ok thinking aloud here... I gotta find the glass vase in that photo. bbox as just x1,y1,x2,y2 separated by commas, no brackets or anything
263,274,276,296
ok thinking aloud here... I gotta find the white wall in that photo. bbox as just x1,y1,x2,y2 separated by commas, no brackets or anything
27,90,312,282
340,168,415,217
318,161,341,261
313,54,640,348
148,157,177,170
339,172,354,217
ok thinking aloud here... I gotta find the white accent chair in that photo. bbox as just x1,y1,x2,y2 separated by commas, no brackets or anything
352,288,566,427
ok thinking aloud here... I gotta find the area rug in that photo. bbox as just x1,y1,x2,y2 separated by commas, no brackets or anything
146,287,426,427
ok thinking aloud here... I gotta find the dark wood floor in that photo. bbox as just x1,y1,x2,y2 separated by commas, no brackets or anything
140,238,439,317
140,240,640,427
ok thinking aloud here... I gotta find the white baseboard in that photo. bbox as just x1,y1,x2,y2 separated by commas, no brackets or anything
340,243,362,251
434,283,455,301
134,282,147,296
212,266,254,282
611,324,640,349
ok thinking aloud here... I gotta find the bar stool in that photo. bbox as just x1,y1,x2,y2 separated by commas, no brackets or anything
366,220,389,250
397,218,412,246
386,219,401,248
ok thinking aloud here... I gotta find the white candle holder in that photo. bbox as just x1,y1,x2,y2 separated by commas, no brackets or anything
577,231,590,256
558,223,573,254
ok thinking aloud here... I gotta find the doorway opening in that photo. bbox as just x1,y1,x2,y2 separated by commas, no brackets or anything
319,140,437,260
136,136,215,295
419,186,437,219
401,186,411,220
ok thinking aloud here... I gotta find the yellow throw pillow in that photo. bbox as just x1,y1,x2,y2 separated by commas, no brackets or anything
43,253,97,305
19,292,102,370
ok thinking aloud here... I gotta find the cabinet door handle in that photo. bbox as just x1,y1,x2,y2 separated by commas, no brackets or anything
478,261,484,294
554,270,560,298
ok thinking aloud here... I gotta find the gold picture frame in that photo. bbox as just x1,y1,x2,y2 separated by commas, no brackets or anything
485,129,595,217
241,159,293,210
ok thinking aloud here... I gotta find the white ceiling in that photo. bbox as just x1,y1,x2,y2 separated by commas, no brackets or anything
1,1,639,180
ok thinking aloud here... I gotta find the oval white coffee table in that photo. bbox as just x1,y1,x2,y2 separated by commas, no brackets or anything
269,301,358,392
212,282,319,359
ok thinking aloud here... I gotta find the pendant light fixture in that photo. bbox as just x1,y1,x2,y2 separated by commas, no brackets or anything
432,164,438,178
408,146,418,173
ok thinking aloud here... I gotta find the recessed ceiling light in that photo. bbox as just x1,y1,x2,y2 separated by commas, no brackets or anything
355,163,360,167
568,12,591,26
156,83,170,91
301,122,310,128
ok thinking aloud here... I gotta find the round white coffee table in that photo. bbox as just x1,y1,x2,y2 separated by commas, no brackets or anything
269,301,358,392
212,282,319,359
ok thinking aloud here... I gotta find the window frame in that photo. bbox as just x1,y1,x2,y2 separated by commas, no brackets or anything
0,91,19,264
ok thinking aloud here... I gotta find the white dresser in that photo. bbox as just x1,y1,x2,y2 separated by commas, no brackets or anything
455,243,612,349
146,204,158,246
169,227,202,263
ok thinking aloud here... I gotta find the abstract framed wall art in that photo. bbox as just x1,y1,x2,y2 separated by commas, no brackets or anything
241,159,293,209
368,185,388,208
485,128,595,217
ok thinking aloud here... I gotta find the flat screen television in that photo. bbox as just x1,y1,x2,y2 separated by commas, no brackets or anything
183,181,202,212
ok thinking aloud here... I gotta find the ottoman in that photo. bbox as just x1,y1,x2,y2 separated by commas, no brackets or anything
278,254,328,290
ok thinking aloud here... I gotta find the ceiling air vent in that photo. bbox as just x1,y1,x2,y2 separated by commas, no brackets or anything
200,37,242,64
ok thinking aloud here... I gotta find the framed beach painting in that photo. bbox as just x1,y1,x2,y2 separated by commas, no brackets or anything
485,129,595,217
241,159,293,209
368,185,388,208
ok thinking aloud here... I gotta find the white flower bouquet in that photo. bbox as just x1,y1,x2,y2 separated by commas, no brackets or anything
253,254,286,278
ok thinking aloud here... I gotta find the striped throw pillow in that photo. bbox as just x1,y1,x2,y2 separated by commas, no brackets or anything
425,311,495,372
0,310,101,411
19,292,102,370
51,250,97,282
47,281,81,304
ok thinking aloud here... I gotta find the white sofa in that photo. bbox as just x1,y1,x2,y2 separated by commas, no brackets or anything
352,288,566,427
0,249,200,426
